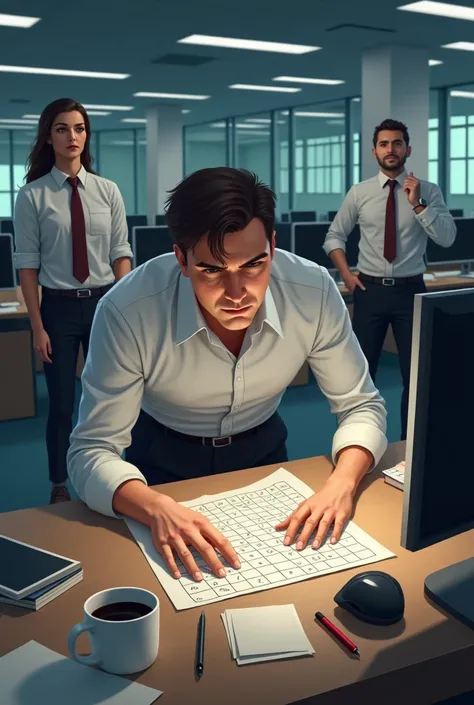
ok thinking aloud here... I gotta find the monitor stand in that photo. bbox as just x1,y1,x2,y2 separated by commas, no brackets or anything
424,557,474,629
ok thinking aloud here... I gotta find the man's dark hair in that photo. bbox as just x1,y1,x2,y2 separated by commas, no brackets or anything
373,119,410,148
164,167,276,264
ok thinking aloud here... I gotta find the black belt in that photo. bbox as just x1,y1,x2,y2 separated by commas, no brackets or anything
358,272,424,287
42,284,113,299
164,422,264,447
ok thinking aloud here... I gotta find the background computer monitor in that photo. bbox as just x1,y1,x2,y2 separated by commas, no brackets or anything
132,226,174,267
327,210,338,222
0,234,16,290
293,223,360,270
155,215,167,225
0,219,14,237
281,213,289,223
290,211,317,223
275,223,291,252
126,215,147,244
401,287,474,628
449,209,464,217
426,217,474,270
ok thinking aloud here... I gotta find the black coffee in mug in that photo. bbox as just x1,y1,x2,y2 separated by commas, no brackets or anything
92,601,153,622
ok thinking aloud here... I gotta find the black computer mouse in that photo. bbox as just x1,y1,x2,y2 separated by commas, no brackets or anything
334,570,405,625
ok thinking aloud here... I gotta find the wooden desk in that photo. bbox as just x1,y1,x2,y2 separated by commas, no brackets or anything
1,443,473,704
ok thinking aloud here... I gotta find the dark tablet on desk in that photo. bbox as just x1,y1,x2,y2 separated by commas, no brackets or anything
0,535,81,600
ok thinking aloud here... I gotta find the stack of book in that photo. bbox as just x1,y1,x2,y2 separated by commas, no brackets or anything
0,535,83,611
382,461,405,490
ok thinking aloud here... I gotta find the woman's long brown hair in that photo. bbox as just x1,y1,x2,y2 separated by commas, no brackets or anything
25,98,96,183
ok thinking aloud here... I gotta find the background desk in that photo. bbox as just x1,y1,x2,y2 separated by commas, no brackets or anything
1,442,473,705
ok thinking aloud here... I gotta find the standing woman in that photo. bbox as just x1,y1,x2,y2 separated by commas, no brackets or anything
14,98,133,504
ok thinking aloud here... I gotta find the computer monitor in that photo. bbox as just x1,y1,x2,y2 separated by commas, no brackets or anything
401,287,474,628
426,217,474,274
132,226,174,267
126,215,147,244
275,223,291,252
0,234,16,290
449,209,463,218
290,211,317,223
327,210,338,222
155,215,167,225
0,219,14,237
281,213,289,223
293,223,360,270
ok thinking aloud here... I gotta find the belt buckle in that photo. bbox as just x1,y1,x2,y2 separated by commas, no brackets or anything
206,436,232,447
382,278,395,286
77,288,92,298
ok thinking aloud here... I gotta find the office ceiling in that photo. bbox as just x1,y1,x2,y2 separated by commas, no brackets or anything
1,0,474,132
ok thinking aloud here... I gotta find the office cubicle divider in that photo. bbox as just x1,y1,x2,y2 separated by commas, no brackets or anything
126,215,148,244
289,211,317,223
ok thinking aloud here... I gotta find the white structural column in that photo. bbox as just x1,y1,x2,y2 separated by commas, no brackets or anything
146,105,183,223
361,45,430,181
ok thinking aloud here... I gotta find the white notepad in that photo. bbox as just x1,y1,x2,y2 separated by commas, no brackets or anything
0,641,162,705
221,604,314,665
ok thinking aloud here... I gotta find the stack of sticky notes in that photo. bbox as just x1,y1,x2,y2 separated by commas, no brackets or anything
221,604,315,665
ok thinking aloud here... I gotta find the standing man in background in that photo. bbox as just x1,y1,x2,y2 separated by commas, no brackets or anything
323,119,456,440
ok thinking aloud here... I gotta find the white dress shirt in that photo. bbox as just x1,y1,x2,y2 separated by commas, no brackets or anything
13,165,132,289
323,170,456,277
67,249,387,518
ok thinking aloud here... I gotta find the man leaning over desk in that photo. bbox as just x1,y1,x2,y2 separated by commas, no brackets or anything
67,167,387,584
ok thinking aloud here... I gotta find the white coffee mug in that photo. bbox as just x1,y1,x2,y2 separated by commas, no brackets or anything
68,586,159,674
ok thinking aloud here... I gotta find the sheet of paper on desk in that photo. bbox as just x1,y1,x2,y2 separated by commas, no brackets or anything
0,306,19,314
0,641,162,705
124,467,396,611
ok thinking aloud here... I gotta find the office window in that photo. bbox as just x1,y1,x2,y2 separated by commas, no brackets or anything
352,133,360,185
428,118,439,185
295,139,304,194
184,121,228,175
448,114,474,195
280,140,289,194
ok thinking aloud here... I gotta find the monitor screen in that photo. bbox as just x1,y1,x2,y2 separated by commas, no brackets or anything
0,234,15,290
426,217,474,264
293,223,360,269
290,211,317,223
132,226,174,267
155,215,167,225
0,219,14,236
126,215,147,244
275,223,291,252
402,288,474,551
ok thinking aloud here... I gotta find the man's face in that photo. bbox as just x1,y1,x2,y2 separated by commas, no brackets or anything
175,218,275,332
372,130,411,172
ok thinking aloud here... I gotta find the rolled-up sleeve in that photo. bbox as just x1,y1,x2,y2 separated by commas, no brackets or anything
13,188,41,269
322,186,358,257
109,183,133,264
67,298,147,517
415,184,456,248
307,269,387,470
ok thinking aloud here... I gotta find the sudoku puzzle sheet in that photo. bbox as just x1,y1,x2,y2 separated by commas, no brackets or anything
125,468,395,610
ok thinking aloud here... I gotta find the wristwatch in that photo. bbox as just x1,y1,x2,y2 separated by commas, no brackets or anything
413,198,428,211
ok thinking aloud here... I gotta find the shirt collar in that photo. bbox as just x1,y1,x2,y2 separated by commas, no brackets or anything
51,164,88,188
377,169,407,189
175,274,284,346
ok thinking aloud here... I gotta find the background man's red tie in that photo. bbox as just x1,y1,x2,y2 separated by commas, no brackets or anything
384,179,397,263
67,176,90,283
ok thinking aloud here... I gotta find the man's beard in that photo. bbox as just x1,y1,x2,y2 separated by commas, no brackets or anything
377,153,407,172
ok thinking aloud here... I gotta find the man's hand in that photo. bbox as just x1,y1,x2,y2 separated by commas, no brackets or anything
149,494,241,581
343,272,366,293
275,477,355,550
33,327,52,363
403,171,421,207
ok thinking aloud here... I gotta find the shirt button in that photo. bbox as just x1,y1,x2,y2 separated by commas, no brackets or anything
234,405,240,410
237,363,241,369
224,425,229,430
237,377,242,382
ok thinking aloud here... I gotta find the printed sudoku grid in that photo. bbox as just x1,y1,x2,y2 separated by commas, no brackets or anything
176,480,376,603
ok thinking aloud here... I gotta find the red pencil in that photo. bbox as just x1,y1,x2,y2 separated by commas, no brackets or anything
315,612,360,656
